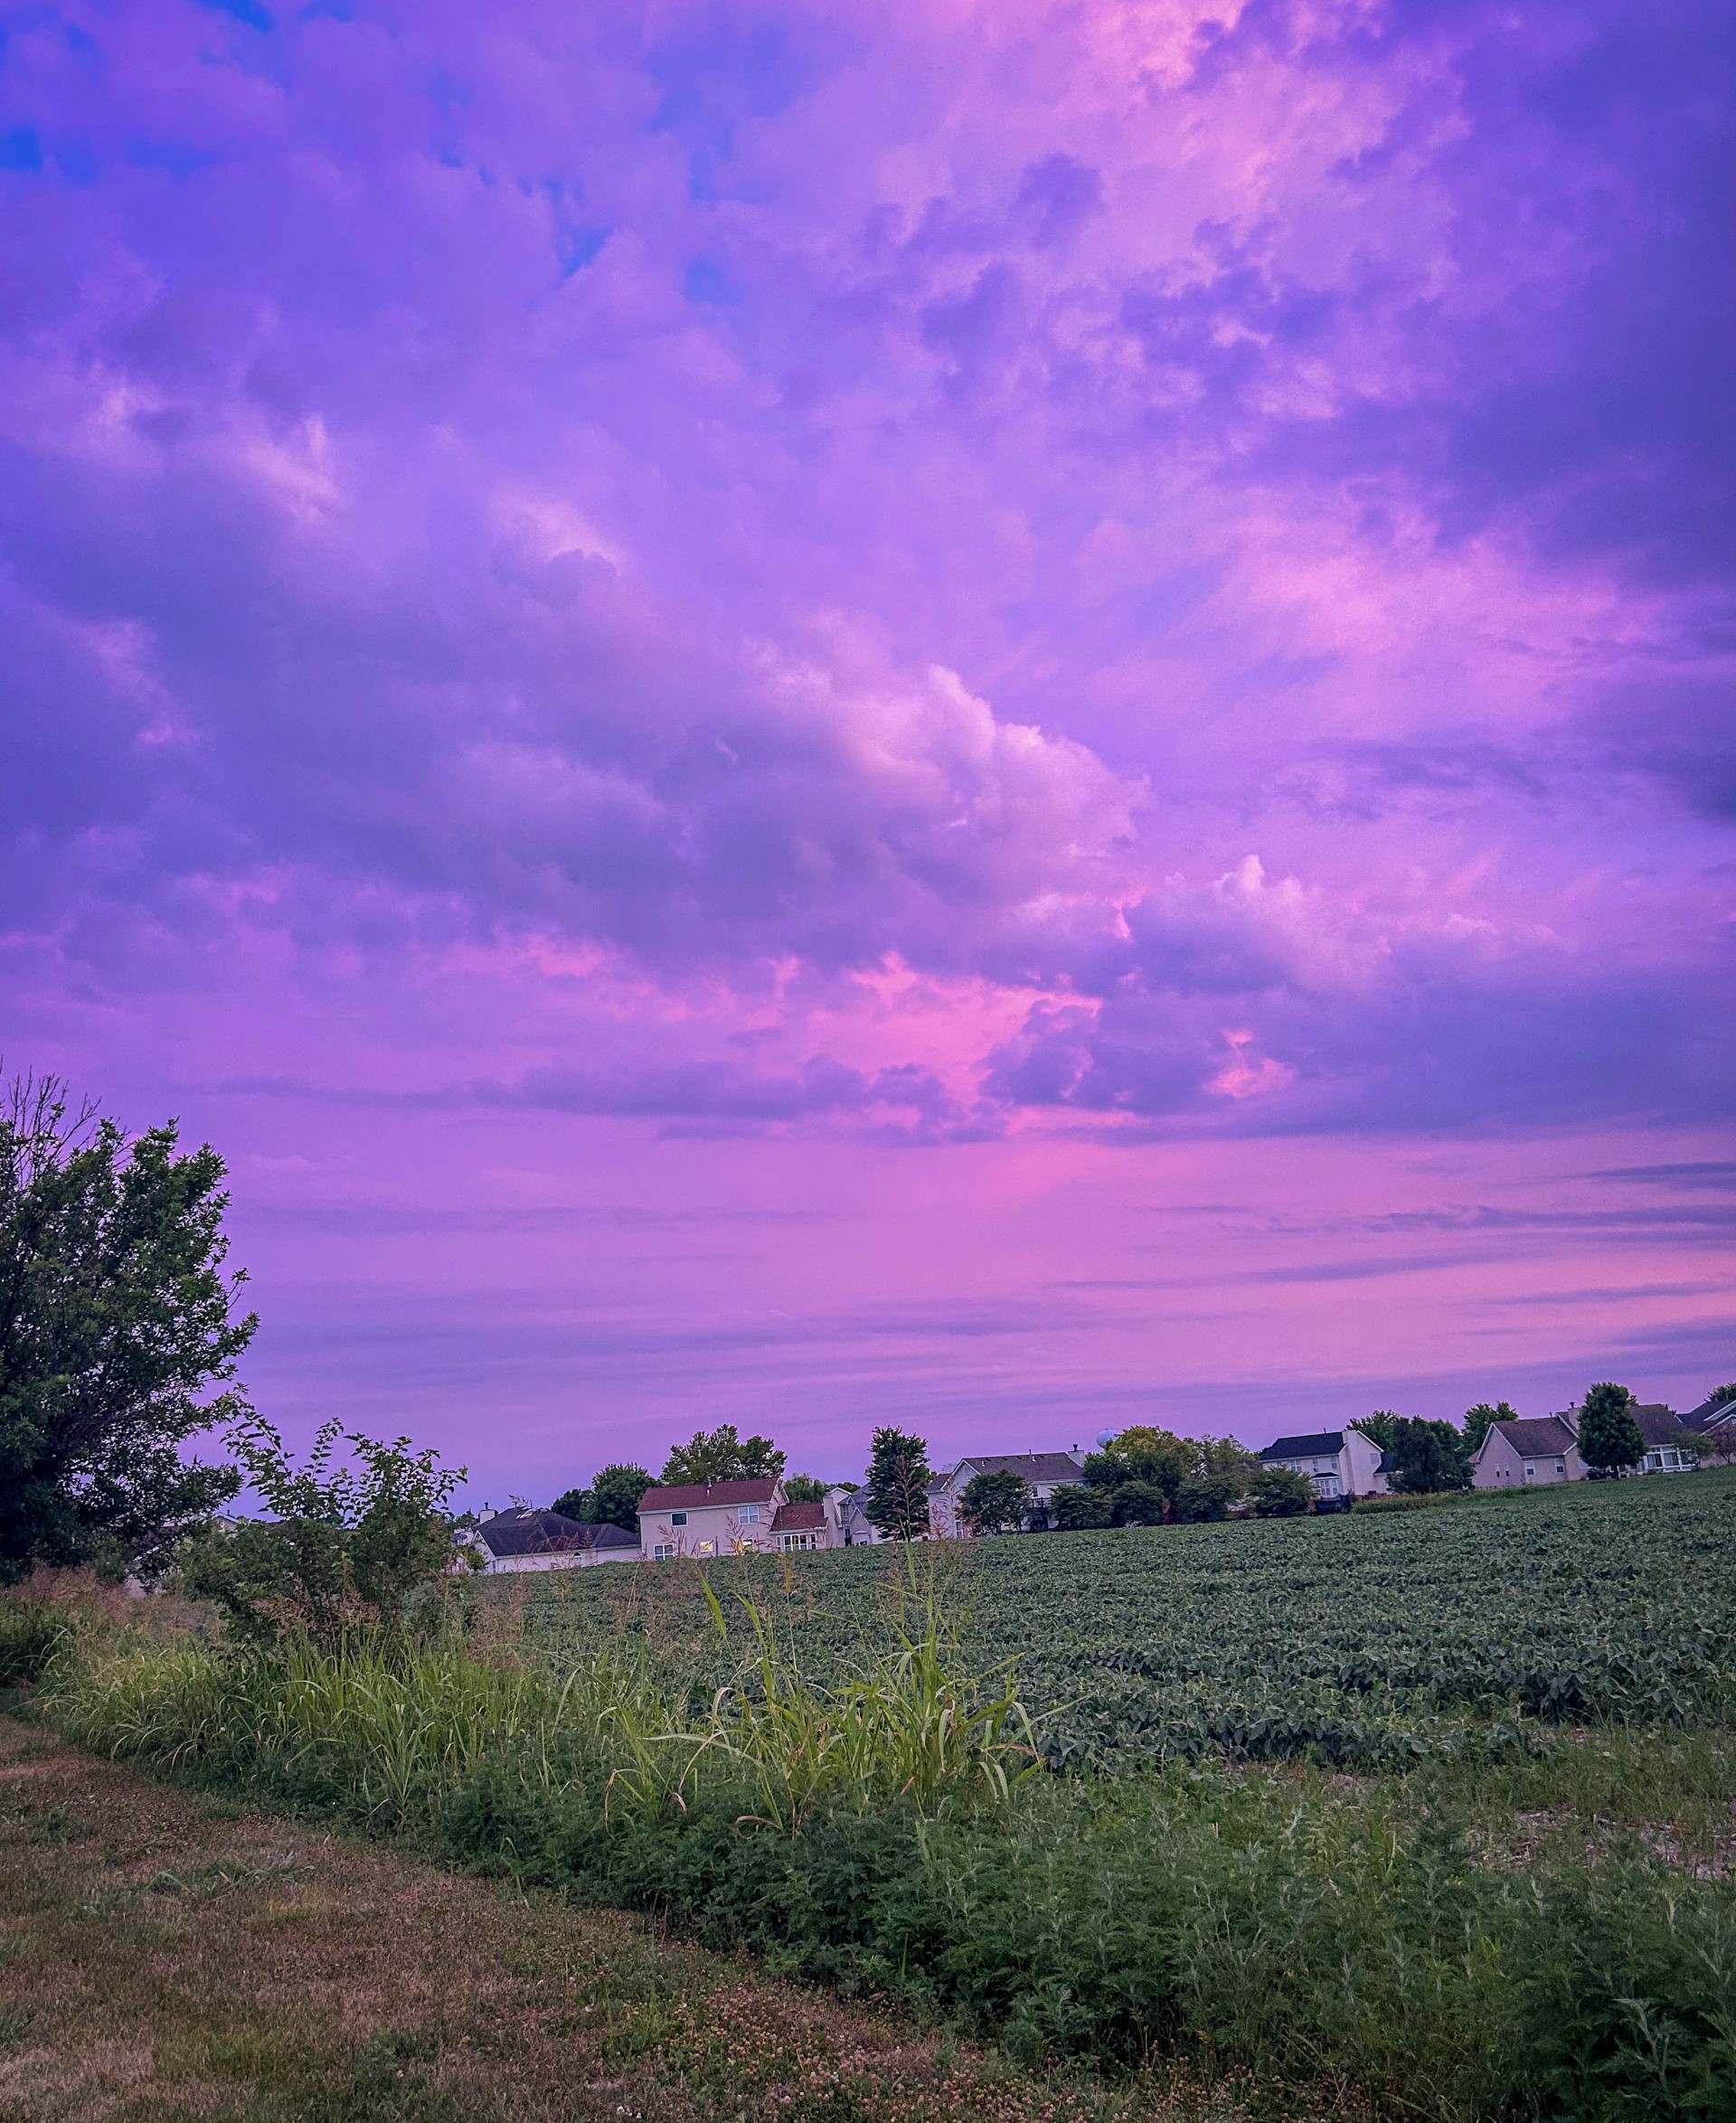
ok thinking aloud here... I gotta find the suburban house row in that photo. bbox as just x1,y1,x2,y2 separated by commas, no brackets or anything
457,1392,1732,1573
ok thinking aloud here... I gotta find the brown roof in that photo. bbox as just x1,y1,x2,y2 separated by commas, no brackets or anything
771,1500,826,1532
1488,1416,1579,1458
637,1477,780,1514
478,1511,637,1558
941,1451,1087,1486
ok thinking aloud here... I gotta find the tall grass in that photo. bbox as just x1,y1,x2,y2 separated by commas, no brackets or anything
22,1580,1736,2121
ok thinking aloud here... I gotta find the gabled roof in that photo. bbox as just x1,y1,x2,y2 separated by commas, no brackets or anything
1486,1416,1578,1458
637,1477,780,1514
939,1451,1086,1486
1630,1403,1688,1448
1681,1392,1736,1432
1259,1431,1344,1461
477,1511,637,1558
771,1500,826,1532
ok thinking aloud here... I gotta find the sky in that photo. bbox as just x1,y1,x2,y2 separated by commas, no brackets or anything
2,0,1732,1502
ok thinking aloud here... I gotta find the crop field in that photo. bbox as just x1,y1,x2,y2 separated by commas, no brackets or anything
509,1467,1736,1770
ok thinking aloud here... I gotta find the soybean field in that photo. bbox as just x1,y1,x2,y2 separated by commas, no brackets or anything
509,1468,1736,1771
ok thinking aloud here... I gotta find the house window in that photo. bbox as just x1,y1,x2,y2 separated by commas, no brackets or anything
696,1540,715,1556
1555,1458,1565,1475
779,1533,813,1552
737,1505,760,1523
671,1511,687,1526
1524,1463,1535,1481
652,1543,674,1562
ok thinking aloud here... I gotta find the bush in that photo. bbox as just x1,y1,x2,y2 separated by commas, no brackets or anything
1172,1472,1240,1523
1249,1466,1312,1516
0,1568,127,1684
1051,1485,1114,1532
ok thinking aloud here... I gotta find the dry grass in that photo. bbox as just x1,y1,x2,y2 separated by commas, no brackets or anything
0,1712,1260,2123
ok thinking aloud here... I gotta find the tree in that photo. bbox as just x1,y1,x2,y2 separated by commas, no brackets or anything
1385,1418,1472,1495
1082,1426,1192,1510
550,1486,589,1522
589,1463,652,1532
864,1427,930,1541
1352,1411,1402,1452
1250,1465,1313,1517
1577,1382,1646,1474
959,1467,1034,1535
0,1076,254,1582
180,1416,464,1647
659,1425,785,1486
1051,1483,1114,1531
1463,1401,1517,1456
783,1474,828,1503
1172,1470,1241,1523
1111,1479,1168,1526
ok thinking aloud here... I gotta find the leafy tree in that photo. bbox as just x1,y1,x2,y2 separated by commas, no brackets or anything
1172,1470,1241,1523
1051,1483,1114,1531
1707,1382,1736,1409
1111,1479,1168,1526
959,1467,1034,1535
179,1416,464,1647
1250,1464,1313,1516
550,1486,589,1521
1577,1382,1646,1474
1385,1418,1472,1495
864,1427,931,1541
783,1474,828,1504
1463,1401,1517,1456
1352,1411,1402,1452
0,1076,254,1583
588,1463,653,1532
1195,1436,1259,1487
660,1425,785,1485
1082,1426,1192,1508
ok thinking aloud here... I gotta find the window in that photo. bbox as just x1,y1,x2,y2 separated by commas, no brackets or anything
779,1533,814,1552
737,1505,760,1523
1524,1462,1535,1481
1554,1458,1565,1475
696,1540,715,1556
671,1511,687,1526
652,1543,674,1562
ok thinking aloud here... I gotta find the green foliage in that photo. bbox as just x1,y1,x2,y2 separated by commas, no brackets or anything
1352,1410,1403,1451
1171,1471,1240,1523
1249,1464,1313,1516
1082,1425,1192,1508
177,1417,464,1649
780,1474,827,1504
659,1427,784,1485
1705,1381,1735,1408
583,1464,653,1532
549,1487,588,1521
1386,1416,1473,1494
958,1467,1033,1534
45,1613,1736,2123
0,1074,253,1583
1110,1479,1167,1525
1579,1382,1646,1472
1050,1484,1114,1531
1463,1401,1517,1455
863,1427,930,1541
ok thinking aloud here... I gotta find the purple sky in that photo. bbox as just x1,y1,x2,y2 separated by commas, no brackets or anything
3,0,1732,1501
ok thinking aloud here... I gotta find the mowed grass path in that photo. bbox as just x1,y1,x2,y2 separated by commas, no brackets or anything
0,1713,1248,2123
510,1469,1736,1769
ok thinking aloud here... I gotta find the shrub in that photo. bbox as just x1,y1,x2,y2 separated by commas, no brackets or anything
1249,1465,1312,1516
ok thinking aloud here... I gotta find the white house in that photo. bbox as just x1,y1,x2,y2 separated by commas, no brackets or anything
460,1506,641,1572
636,1477,859,1559
1255,1429,1388,1502
1630,1403,1696,1474
926,1451,1089,1537
1471,1415,1584,1488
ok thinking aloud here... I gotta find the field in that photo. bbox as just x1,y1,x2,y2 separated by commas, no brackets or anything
509,1467,1736,1771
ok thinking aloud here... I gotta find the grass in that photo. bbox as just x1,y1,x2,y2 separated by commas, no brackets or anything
0,1710,1245,2123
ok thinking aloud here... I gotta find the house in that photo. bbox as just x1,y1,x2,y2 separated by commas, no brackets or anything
1630,1403,1696,1474
1471,1415,1583,1488
462,1507,640,1572
1256,1429,1388,1502
826,1486,882,1545
1680,1392,1736,1466
637,1477,784,1560
926,1451,1089,1537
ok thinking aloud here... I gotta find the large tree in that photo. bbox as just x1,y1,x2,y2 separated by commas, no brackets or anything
551,1461,652,1533
1385,1418,1473,1494
863,1427,930,1540
660,1425,785,1486
958,1467,1033,1535
1463,1401,1518,1456
1577,1382,1646,1474
0,1077,253,1582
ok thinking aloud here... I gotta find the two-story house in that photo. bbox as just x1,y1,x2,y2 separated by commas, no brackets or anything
636,1478,857,1558
925,1450,1089,1537
1255,1429,1388,1502
1471,1414,1584,1487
